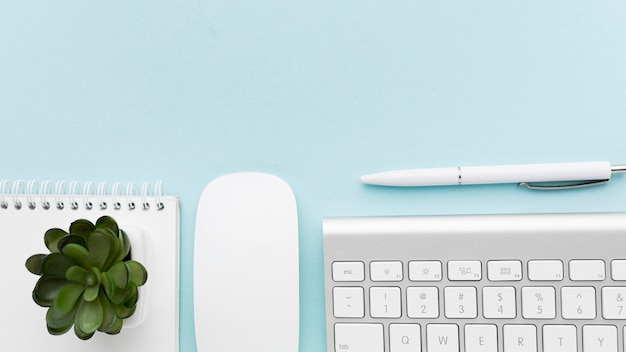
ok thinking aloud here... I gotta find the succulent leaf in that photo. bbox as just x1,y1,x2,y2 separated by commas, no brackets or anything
33,277,71,307
123,282,139,308
25,254,47,275
91,266,102,282
65,266,92,285
53,283,85,314
46,302,78,335
127,260,148,286
104,316,123,335
87,229,118,271
47,323,74,336
69,219,95,239
44,228,68,253
83,285,99,302
42,252,76,277
117,230,131,262
95,216,119,233
98,290,118,333
102,272,117,299
113,301,136,319
74,322,95,340
76,298,104,335
87,229,113,270
109,281,131,305
57,235,87,252
61,243,92,269
102,229,121,270
107,261,130,288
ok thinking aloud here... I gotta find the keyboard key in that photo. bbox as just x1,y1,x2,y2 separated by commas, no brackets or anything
601,287,626,319
527,260,563,281
370,261,403,281
465,324,497,352
487,260,522,281
389,324,421,352
407,287,439,318
561,287,596,319
409,261,442,281
582,325,616,352
369,287,401,318
333,287,364,318
569,260,605,281
521,286,556,319
334,323,383,352
332,261,365,282
444,287,477,318
483,286,516,318
610,260,626,280
542,325,576,352
426,324,459,352
503,325,537,352
448,260,482,281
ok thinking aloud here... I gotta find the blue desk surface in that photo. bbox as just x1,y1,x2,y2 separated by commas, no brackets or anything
2,2,626,351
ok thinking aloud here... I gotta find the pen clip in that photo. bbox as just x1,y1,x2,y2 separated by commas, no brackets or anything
518,179,610,190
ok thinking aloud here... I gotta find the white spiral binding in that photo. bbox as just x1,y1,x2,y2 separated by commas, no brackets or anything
0,180,166,211
126,182,137,210
97,182,108,210
11,180,25,210
111,182,122,210
0,180,9,209
26,180,38,210
40,181,52,210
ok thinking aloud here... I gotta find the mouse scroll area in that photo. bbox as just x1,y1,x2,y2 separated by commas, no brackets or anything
194,173,299,352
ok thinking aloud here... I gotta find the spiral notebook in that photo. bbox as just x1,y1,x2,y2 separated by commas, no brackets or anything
0,180,179,351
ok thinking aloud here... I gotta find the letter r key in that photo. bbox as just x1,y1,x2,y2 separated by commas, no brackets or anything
504,325,537,352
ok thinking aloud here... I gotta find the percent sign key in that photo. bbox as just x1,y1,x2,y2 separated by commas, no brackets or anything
523,287,556,319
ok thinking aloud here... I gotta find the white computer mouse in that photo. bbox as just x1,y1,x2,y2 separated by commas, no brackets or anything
194,172,299,352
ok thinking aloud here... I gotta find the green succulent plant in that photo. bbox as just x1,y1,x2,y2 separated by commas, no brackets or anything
25,216,148,340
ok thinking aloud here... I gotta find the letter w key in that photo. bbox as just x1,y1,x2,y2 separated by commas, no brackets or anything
427,324,459,352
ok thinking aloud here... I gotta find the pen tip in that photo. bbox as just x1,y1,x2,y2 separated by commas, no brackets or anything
360,174,376,185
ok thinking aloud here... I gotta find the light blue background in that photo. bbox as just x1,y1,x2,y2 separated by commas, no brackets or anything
2,1,626,351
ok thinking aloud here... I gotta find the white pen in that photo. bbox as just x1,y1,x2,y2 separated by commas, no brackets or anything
361,161,626,189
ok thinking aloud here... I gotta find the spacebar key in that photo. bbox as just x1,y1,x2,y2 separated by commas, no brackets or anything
335,323,384,352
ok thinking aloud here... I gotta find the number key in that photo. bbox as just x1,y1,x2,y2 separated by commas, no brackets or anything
521,286,556,319
444,287,477,318
561,287,596,319
602,287,626,319
407,287,439,318
483,287,516,318
369,287,401,318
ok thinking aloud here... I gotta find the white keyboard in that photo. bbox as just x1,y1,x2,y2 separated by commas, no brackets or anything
323,212,626,352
